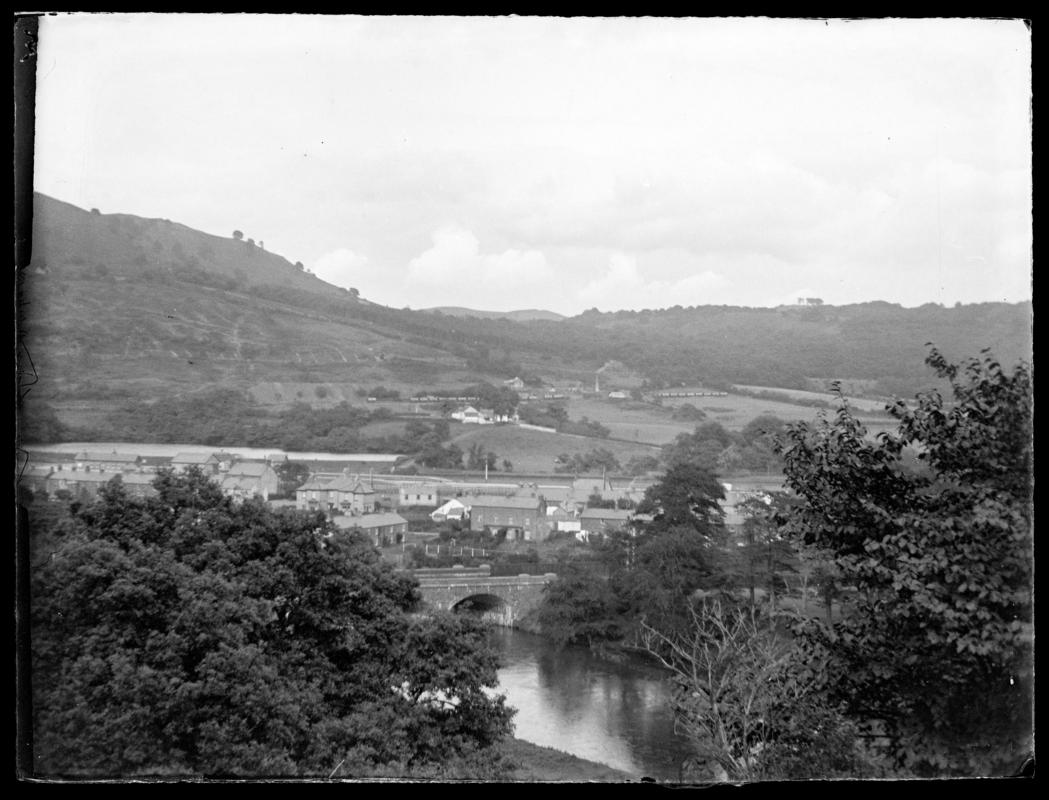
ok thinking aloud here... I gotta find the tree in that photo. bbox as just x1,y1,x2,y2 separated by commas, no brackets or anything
624,455,660,476
635,462,725,537
641,599,874,782
537,562,627,647
30,470,513,778
275,461,311,497
661,424,732,471
777,348,1033,776
732,493,798,608
232,230,243,241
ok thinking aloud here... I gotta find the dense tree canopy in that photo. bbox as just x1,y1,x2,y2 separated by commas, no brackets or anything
30,469,514,778
778,348,1033,776
635,462,725,537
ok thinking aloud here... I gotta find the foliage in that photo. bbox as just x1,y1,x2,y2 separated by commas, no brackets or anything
553,448,622,474
30,469,514,777
18,399,68,444
85,393,445,455
465,443,499,472
624,455,660,476
274,461,311,497
635,462,725,536
357,385,401,400
641,599,878,782
777,348,1033,776
728,492,799,607
537,562,628,647
541,464,730,645
670,403,707,422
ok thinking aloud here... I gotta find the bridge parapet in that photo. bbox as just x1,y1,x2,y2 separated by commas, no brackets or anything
411,569,556,626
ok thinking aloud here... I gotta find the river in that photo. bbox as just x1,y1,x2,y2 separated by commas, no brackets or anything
489,628,695,782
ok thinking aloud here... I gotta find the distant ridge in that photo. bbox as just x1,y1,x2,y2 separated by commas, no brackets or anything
423,306,566,322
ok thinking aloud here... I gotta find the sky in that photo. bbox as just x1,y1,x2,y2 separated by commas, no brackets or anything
32,15,1032,315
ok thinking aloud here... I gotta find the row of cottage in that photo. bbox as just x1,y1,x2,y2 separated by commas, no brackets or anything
22,450,774,547
20,450,283,503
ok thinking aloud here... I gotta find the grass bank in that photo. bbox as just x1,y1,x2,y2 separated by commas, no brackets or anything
499,737,640,782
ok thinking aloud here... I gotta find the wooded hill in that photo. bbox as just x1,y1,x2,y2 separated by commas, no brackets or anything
19,192,1031,430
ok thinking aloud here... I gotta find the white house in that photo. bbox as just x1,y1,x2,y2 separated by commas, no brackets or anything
451,405,493,424
430,498,470,522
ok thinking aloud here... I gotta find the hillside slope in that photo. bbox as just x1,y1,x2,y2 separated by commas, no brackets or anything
18,193,1032,433
423,307,566,322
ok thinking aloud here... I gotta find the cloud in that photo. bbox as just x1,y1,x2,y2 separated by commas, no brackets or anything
312,248,369,287
402,225,558,307
579,252,731,311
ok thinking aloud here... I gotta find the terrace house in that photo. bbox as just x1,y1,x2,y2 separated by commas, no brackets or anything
333,512,409,547
579,507,635,539
296,474,339,511
45,468,157,500
75,451,144,472
466,494,546,542
398,483,441,508
330,476,378,515
221,461,279,501
171,452,221,475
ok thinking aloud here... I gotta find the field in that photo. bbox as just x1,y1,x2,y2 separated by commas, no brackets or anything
567,393,894,441
733,384,892,414
449,423,661,473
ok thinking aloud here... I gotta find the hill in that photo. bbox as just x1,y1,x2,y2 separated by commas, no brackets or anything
17,193,1032,446
423,307,566,322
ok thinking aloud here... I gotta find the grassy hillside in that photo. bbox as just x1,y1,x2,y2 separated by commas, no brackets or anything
18,193,1031,448
423,307,567,322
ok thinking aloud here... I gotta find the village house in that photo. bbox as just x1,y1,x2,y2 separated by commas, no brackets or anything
333,477,378,515
502,376,526,391
74,451,144,472
170,452,221,475
450,405,492,425
579,507,635,539
465,494,547,542
296,474,340,511
544,501,581,535
398,483,441,508
138,455,173,473
45,468,157,500
220,461,279,501
572,476,651,508
213,452,238,473
548,379,584,394
332,512,409,547
295,472,380,514
430,497,470,523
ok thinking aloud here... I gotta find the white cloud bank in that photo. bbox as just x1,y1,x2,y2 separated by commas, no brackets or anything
580,253,731,311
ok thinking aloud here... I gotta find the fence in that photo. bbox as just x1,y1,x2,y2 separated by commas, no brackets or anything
406,543,494,559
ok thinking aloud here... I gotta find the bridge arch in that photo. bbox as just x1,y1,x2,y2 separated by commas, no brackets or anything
411,569,556,628
452,593,512,626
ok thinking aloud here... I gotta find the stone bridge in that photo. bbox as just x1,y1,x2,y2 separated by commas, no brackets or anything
409,566,556,627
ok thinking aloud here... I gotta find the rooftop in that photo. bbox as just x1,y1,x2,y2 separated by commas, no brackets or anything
332,512,408,529
580,507,634,520
465,494,543,510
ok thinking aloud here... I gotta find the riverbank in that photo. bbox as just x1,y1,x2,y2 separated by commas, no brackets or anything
499,738,640,782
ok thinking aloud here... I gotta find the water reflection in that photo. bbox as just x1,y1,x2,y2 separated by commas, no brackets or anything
490,628,693,782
